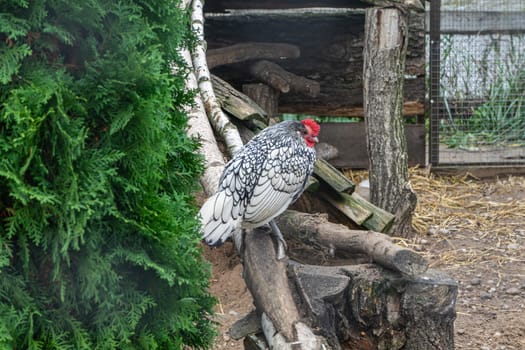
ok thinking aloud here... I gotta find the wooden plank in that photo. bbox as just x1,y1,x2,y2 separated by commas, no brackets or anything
305,176,320,192
205,0,368,12
211,75,268,130
320,191,372,225
206,0,422,12
313,158,355,193
347,192,395,232
319,123,426,168
432,166,525,179
279,100,425,117
425,11,525,34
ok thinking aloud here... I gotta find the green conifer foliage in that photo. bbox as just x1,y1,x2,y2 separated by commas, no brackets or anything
0,1,215,348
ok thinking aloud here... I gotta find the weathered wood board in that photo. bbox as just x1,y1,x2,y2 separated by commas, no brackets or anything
318,122,426,168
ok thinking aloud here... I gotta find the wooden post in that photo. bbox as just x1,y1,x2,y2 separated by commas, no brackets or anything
363,7,417,237
243,83,280,122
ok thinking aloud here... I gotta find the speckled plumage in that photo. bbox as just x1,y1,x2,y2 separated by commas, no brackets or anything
199,120,318,246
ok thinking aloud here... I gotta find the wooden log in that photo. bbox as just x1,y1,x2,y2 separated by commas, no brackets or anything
179,51,225,195
363,7,417,236
242,227,327,349
207,42,300,69
211,74,267,130
314,142,339,161
402,270,458,349
290,264,456,350
244,264,456,350
249,60,320,97
313,158,355,194
320,190,395,232
230,310,261,340
242,83,280,120
305,176,320,193
276,210,427,276
242,228,300,341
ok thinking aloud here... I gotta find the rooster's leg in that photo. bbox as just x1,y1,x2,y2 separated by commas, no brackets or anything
269,220,287,260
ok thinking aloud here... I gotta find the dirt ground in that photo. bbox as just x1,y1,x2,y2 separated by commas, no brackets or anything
201,170,525,350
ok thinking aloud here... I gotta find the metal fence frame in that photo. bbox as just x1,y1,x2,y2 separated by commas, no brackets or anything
428,0,525,167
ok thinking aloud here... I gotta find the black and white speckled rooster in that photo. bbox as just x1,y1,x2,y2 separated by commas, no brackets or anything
199,119,320,259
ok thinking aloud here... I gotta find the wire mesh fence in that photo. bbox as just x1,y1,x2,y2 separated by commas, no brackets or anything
429,0,525,166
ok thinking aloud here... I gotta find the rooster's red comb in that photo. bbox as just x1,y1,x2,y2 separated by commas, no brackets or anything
301,118,320,136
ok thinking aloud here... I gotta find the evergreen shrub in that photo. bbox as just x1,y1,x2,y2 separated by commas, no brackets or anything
0,0,215,348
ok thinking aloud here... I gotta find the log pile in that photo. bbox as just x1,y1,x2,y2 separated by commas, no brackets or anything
182,0,457,349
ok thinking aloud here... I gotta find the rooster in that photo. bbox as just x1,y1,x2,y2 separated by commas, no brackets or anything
199,119,320,259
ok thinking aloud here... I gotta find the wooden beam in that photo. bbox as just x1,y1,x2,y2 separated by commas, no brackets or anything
279,100,425,117
206,42,300,69
426,11,525,34
313,158,355,193
360,0,424,11
205,0,424,12
204,1,368,12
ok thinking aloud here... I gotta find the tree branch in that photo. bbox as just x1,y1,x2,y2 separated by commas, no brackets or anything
276,210,428,276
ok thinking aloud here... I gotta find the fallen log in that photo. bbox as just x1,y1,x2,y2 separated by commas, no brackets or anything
242,227,327,349
276,210,427,276
206,42,300,69
249,60,321,97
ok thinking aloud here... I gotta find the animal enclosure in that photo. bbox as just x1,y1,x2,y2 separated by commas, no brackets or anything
429,0,525,166
204,1,427,168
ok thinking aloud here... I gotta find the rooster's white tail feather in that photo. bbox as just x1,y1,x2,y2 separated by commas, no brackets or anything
199,192,240,246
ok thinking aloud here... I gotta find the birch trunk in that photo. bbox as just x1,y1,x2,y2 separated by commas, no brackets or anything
178,0,225,194
363,7,417,237
190,0,244,156
181,51,226,194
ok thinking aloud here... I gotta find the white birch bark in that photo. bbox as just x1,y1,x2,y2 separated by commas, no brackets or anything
175,0,224,195
190,0,244,157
